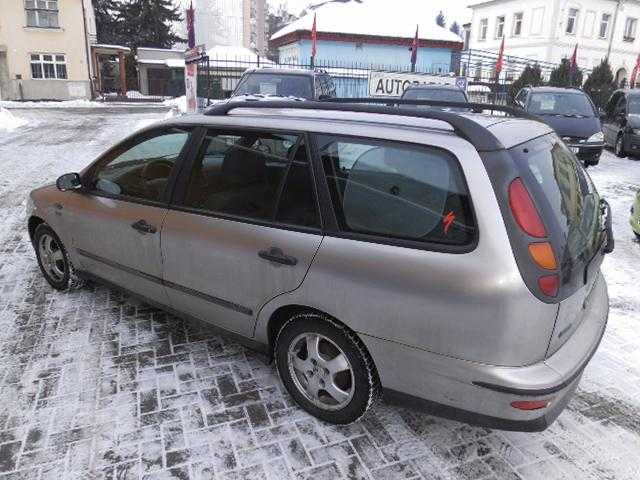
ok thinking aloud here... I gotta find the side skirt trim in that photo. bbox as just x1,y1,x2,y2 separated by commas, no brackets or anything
76,248,253,316
77,269,269,361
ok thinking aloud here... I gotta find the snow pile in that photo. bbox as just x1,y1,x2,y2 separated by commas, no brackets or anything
163,95,187,112
0,99,105,109
0,107,28,131
271,0,464,43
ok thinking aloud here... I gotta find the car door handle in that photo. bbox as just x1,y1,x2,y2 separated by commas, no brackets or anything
131,219,157,234
258,247,298,266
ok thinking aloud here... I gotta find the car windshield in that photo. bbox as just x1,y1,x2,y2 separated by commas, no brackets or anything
233,73,313,99
402,88,467,103
627,96,640,114
528,92,595,117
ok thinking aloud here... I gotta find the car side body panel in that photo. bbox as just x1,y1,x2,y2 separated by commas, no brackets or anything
255,132,559,367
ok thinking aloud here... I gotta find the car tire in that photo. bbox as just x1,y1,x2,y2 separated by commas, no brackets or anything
275,312,381,424
615,134,626,158
635,232,640,241
33,223,85,291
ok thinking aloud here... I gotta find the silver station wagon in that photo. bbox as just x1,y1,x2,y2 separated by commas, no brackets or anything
27,100,612,431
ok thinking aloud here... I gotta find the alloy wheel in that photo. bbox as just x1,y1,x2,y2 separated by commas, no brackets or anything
38,233,66,282
287,332,355,411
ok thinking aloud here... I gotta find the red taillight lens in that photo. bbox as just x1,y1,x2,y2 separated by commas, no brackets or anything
511,399,552,411
538,275,559,297
508,178,547,238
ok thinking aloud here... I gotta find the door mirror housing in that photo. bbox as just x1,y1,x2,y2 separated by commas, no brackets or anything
599,108,606,120
56,173,82,192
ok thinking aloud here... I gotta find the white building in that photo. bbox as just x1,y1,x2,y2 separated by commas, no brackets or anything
468,0,640,85
173,0,266,54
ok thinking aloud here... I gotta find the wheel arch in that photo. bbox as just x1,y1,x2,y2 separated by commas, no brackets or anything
265,304,376,369
28,216,45,243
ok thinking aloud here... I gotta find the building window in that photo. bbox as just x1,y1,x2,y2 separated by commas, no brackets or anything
566,8,579,35
512,12,523,36
624,17,637,42
25,0,59,28
495,15,505,38
599,14,611,38
531,7,545,35
30,54,67,79
479,18,488,40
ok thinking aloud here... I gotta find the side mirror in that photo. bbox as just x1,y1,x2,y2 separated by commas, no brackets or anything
56,173,82,192
599,109,606,119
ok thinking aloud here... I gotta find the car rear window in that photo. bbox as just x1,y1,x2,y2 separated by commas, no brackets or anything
233,73,313,99
512,136,602,269
316,135,476,247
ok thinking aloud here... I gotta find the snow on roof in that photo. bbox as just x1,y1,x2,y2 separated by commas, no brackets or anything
92,44,131,52
271,0,465,44
207,45,275,68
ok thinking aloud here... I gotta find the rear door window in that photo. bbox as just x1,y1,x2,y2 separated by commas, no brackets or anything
316,135,476,247
182,130,319,228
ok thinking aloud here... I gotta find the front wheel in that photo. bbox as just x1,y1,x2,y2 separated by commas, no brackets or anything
615,134,626,158
275,313,381,424
33,223,84,291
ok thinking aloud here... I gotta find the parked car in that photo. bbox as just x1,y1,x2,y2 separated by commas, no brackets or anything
602,89,640,159
28,99,612,431
401,84,470,111
631,189,640,239
514,87,604,167
231,68,336,100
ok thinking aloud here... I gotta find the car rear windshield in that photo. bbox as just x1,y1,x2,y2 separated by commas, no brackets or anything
233,73,313,99
402,88,467,103
528,92,595,117
511,136,602,270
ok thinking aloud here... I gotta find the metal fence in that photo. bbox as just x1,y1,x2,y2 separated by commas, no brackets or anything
102,49,581,105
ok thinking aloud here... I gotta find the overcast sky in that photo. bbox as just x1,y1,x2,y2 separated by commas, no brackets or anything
269,0,475,24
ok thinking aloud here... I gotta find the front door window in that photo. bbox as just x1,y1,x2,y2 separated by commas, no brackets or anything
91,129,189,202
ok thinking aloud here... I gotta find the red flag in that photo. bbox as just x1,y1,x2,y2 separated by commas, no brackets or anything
495,37,505,77
570,44,578,76
631,54,640,88
311,13,317,58
410,25,419,67
186,1,195,49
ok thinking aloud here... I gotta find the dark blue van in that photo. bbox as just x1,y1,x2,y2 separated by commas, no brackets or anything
514,87,604,166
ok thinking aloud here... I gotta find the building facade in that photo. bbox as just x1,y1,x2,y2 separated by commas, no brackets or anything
270,2,464,72
0,0,96,100
468,0,640,85
173,0,266,54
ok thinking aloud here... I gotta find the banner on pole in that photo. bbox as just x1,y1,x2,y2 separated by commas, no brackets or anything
184,44,205,113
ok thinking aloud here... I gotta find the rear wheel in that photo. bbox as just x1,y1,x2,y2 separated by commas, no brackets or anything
615,134,626,158
34,224,84,291
275,313,380,424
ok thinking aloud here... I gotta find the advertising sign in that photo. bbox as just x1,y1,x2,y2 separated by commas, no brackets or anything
368,71,467,97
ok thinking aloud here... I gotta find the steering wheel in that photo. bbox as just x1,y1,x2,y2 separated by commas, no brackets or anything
141,159,173,181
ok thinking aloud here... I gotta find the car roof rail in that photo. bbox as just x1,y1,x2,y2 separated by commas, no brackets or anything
322,97,542,121
204,99,543,152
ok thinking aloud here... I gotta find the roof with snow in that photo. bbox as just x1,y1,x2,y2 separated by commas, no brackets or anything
271,0,464,46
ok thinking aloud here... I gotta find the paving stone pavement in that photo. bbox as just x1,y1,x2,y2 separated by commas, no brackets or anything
1,109,640,480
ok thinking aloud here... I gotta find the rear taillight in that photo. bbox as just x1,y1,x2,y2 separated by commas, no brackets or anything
528,242,557,270
509,178,559,299
511,399,552,411
538,275,559,297
508,178,547,238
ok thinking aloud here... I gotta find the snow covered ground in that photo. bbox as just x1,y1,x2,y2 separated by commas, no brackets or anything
0,107,639,480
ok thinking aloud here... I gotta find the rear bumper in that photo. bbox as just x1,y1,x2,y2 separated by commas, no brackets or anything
364,272,609,431
624,133,640,153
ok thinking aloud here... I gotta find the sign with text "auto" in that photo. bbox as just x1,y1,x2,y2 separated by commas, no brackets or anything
368,71,464,97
